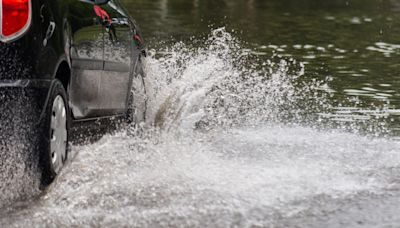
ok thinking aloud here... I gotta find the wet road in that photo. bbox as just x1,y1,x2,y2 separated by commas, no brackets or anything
1,125,400,227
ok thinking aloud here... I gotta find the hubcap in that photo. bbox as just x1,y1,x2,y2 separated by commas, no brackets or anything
50,95,67,174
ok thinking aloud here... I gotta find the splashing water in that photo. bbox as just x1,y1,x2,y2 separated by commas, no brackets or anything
145,28,327,131
1,28,400,227
0,90,41,208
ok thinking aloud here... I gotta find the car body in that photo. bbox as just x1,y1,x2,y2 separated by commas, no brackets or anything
0,0,146,185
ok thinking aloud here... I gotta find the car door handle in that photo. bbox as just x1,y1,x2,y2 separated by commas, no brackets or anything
43,21,56,47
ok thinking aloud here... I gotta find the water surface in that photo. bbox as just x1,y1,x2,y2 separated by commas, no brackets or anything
125,0,400,135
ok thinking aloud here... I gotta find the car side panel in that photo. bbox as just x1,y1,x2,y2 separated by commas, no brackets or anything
99,0,134,115
68,0,105,119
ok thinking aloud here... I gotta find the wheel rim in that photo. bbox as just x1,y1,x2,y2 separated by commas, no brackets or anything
50,95,67,174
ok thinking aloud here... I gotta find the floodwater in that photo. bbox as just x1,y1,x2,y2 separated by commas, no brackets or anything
2,0,400,227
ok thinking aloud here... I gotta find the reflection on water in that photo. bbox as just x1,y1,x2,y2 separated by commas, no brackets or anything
123,0,400,136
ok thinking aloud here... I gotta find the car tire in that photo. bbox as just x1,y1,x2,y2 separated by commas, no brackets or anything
39,80,70,186
126,59,147,125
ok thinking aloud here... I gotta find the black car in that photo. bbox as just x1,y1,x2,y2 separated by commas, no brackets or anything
0,0,146,185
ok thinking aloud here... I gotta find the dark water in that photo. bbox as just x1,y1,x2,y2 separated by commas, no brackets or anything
125,0,400,136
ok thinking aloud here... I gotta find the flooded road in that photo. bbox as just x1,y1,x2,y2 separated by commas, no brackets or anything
3,125,400,227
2,0,400,227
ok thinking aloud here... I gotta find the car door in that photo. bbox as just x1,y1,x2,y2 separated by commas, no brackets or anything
69,0,105,119
97,0,134,115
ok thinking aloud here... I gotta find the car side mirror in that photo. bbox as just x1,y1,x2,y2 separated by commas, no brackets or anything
94,0,109,5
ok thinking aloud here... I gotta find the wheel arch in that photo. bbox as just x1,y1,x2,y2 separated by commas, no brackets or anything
37,59,71,125
54,60,71,91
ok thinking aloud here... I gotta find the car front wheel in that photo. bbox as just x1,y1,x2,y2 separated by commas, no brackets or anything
126,59,147,124
39,80,69,186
